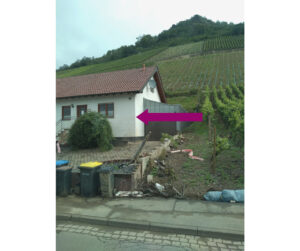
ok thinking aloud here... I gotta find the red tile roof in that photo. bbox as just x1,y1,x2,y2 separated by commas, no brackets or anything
56,66,164,100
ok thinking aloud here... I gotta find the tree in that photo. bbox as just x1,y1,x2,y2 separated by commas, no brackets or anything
135,34,155,48
57,64,69,71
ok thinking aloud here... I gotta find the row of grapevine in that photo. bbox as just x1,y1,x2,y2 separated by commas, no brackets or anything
230,83,244,99
225,85,239,102
211,86,244,146
218,85,244,116
200,86,214,121
203,36,244,53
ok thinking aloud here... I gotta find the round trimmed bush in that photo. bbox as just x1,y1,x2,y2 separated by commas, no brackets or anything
68,112,113,151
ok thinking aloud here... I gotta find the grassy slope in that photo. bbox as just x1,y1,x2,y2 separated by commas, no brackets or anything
146,41,204,62
167,95,198,112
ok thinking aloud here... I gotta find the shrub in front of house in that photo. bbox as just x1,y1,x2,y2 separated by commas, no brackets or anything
68,112,113,151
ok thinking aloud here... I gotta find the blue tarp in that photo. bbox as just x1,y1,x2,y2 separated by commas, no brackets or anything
235,190,244,203
204,189,244,203
222,190,238,202
56,160,69,167
203,191,222,201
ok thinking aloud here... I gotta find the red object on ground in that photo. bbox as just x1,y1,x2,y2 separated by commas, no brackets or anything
171,149,204,161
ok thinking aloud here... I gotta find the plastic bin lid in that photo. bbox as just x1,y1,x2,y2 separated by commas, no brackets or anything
79,161,103,168
56,160,69,166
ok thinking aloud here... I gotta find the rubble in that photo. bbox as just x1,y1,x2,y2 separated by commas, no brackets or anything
155,183,164,192
147,175,153,183
115,191,144,198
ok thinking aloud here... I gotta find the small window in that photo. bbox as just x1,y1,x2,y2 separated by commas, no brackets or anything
77,105,87,118
107,103,114,117
98,103,114,118
99,104,106,116
62,106,71,120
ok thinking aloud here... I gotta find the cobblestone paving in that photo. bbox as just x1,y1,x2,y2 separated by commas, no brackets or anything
56,141,161,169
56,222,244,251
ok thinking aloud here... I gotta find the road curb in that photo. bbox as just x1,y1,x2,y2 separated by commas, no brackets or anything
56,213,244,241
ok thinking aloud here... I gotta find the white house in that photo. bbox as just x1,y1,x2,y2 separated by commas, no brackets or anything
56,66,167,139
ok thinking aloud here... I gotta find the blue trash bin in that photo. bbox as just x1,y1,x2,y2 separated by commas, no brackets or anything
56,160,69,168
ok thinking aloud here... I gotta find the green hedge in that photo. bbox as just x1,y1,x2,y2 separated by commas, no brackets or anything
68,112,113,151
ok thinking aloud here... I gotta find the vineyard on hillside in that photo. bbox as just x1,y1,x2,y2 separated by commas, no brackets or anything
57,36,244,79
147,35,244,63
159,50,244,93
56,47,165,78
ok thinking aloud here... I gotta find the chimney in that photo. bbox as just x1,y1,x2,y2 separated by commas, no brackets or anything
143,64,145,72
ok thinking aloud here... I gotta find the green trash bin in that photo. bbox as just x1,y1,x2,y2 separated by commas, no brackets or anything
79,162,103,197
56,166,72,196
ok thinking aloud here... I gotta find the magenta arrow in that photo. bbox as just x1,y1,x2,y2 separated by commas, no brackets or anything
136,109,203,125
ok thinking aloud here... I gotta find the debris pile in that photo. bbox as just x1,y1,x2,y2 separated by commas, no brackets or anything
168,134,185,150
151,159,175,178
141,182,184,199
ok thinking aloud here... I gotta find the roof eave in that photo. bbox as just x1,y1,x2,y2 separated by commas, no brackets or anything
56,90,139,100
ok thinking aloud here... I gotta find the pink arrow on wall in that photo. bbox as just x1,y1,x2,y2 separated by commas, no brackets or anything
136,109,203,125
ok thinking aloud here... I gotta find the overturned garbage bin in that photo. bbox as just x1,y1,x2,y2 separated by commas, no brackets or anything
99,165,114,198
56,166,72,196
79,162,103,197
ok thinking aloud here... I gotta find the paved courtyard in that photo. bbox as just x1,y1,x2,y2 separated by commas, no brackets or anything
56,140,162,169
57,221,244,251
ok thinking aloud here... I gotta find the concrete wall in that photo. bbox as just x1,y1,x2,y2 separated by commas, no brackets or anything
143,99,191,140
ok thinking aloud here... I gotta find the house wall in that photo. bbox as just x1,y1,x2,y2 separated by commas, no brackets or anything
56,94,136,137
134,77,161,137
